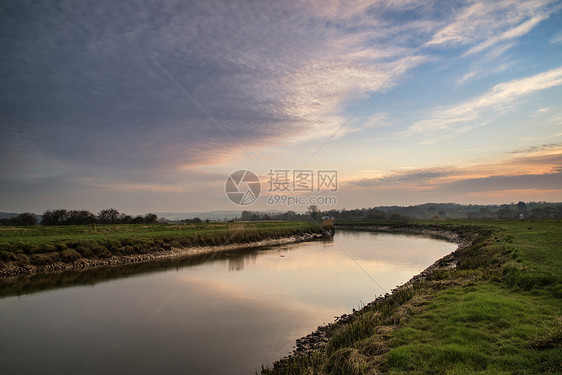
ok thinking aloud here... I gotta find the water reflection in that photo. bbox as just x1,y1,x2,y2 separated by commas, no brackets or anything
0,231,456,375
0,237,335,298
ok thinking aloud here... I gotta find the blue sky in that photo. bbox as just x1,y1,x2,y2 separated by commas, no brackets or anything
1,0,561,214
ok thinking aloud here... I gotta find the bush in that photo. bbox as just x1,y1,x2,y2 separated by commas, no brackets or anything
60,249,80,262
0,251,17,262
91,246,112,258
75,246,93,257
30,254,53,265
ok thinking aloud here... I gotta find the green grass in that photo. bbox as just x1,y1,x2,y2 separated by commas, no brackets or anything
262,220,562,374
388,285,561,374
0,221,324,269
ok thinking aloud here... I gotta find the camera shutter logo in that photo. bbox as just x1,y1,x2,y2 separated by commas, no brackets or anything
225,170,261,205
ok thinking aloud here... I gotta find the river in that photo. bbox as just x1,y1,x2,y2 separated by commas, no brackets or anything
0,230,456,374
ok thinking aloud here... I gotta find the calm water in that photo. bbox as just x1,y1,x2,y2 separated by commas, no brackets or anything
0,231,456,375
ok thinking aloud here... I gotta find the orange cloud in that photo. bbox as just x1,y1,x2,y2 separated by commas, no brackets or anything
346,144,562,198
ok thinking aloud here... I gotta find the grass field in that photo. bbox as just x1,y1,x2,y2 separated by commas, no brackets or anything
0,221,324,268
263,220,561,374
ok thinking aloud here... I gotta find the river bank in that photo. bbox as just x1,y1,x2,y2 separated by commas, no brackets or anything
0,222,328,278
262,220,561,374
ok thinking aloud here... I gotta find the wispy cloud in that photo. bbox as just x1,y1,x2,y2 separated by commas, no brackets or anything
551,32,562,45
426,0,556,50
456,43,515,84
508,143,562,154
464,14,548,56
400,66,562,139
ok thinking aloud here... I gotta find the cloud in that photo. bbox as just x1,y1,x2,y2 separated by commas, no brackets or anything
463,14,548,56
437,172,562,194
508,143,562,154
0,0,436,180
348,145,562,192
2,0,557,175
400,66,562,138
351,167,456,187
456,43,515,84
426,0,557,50
551,32,562,45
1,0,561,210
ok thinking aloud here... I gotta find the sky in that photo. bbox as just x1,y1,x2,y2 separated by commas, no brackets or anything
1,0,561,215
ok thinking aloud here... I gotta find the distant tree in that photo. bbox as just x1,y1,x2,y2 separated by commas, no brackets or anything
308,205,320,220
286,211,298,220
119,214,133,224
365,208,386,220
192,217,202,223
479,207,492,219
530,207,554,219
67,210,96,225
517,201,528,212
42,209,69,225
143,213,158,224
10,213,38,226
389,213,407,220
497,207,517,219
131,215,144,224
98,208,120,224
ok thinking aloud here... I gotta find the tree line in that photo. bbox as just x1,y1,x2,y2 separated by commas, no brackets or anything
3,201,561,226
0,209,159,226
236,201,562,222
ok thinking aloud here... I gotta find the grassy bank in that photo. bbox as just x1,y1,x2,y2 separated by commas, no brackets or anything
0,221,325,272
262,220,561,374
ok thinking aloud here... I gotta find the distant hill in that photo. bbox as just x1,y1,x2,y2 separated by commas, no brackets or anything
0,212,42,221
0,212,19,219
321,202,562,220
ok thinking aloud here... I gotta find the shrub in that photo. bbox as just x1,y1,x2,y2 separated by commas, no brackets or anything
60,249,80,262
30,254,52,265
0,251,17,262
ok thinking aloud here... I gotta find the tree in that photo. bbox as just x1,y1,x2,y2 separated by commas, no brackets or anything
308,205,320,220
119,214,133,224
365,208,386,220
517,201,528,212
131,215,145,224
42,209,69,225
497,207,517,219
10,213,38,226
67,210,96,225
98,208,120,224
143,213,158,224
479,207,492,219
